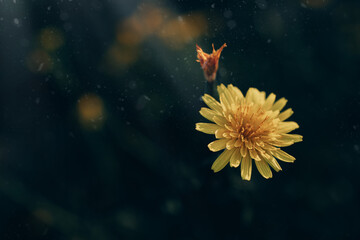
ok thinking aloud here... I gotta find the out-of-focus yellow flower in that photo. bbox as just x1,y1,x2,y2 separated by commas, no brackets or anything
196,84,302,180
196,43,227,82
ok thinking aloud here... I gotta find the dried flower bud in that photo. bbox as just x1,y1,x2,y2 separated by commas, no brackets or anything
196,43,227,82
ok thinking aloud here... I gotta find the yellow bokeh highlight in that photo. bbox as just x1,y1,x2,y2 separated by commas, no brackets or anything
77,94,106,130
157,13,207,49
102,44,138,74
116,5,207,49
117,16,145,47
138,5,168,35
116,5,168,47
40,27,64,51
102,4,207,74
26,49,53,73
33,208,53,225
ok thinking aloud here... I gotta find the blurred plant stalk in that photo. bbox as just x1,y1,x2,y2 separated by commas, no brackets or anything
196,43,227,97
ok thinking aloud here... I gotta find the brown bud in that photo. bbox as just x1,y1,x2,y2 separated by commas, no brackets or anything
196,43,227,82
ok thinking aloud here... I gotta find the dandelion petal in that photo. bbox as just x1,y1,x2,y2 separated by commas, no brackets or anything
195,123,220,134
278,108,293,121
249,148,261,161
202,94,222,112
272,98,287,112
261,154,282,172
280,133,303,143
278,121,299,134
268,157,282,172
208,138,228,152
255,160,273,179
230,149,242,167
272,149,295,162
241,153,252,181
228,84,244,99
199,107,219,122
212,149,235,172
263,93,276,110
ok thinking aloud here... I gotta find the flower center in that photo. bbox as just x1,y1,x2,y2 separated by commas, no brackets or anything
224,103,278,148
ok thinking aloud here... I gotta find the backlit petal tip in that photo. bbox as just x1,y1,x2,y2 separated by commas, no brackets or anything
241,154,252,181
211,149,234,172
199,107,219,122
208,139,228,152
195,123,219,134
278,108,294,121
280,134,303,143
278,121,299,133
272,149,296,163
202,94,222,112
272,98,288,112
255,160,273,179
263,156,282,172
229,149,242,168
263,93,276,110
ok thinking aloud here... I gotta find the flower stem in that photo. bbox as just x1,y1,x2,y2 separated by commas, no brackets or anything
205,81,217,98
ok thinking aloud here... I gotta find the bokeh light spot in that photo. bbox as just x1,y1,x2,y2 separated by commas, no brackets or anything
77,93,106,131
40,27,64,52
26,49,53,73
157,13,207,49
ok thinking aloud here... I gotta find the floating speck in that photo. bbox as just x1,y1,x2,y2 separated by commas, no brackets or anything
354,145,359,153
14,18,20,26
38,63,44,72
224,10,233,18
255,0,268,10
129,81,136,89
60,12,69,21
227,20,237,30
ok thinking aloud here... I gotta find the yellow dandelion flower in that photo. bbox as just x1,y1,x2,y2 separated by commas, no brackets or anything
196,84,303,180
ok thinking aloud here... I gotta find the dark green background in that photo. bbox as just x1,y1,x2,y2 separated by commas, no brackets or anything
0,0,359,239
